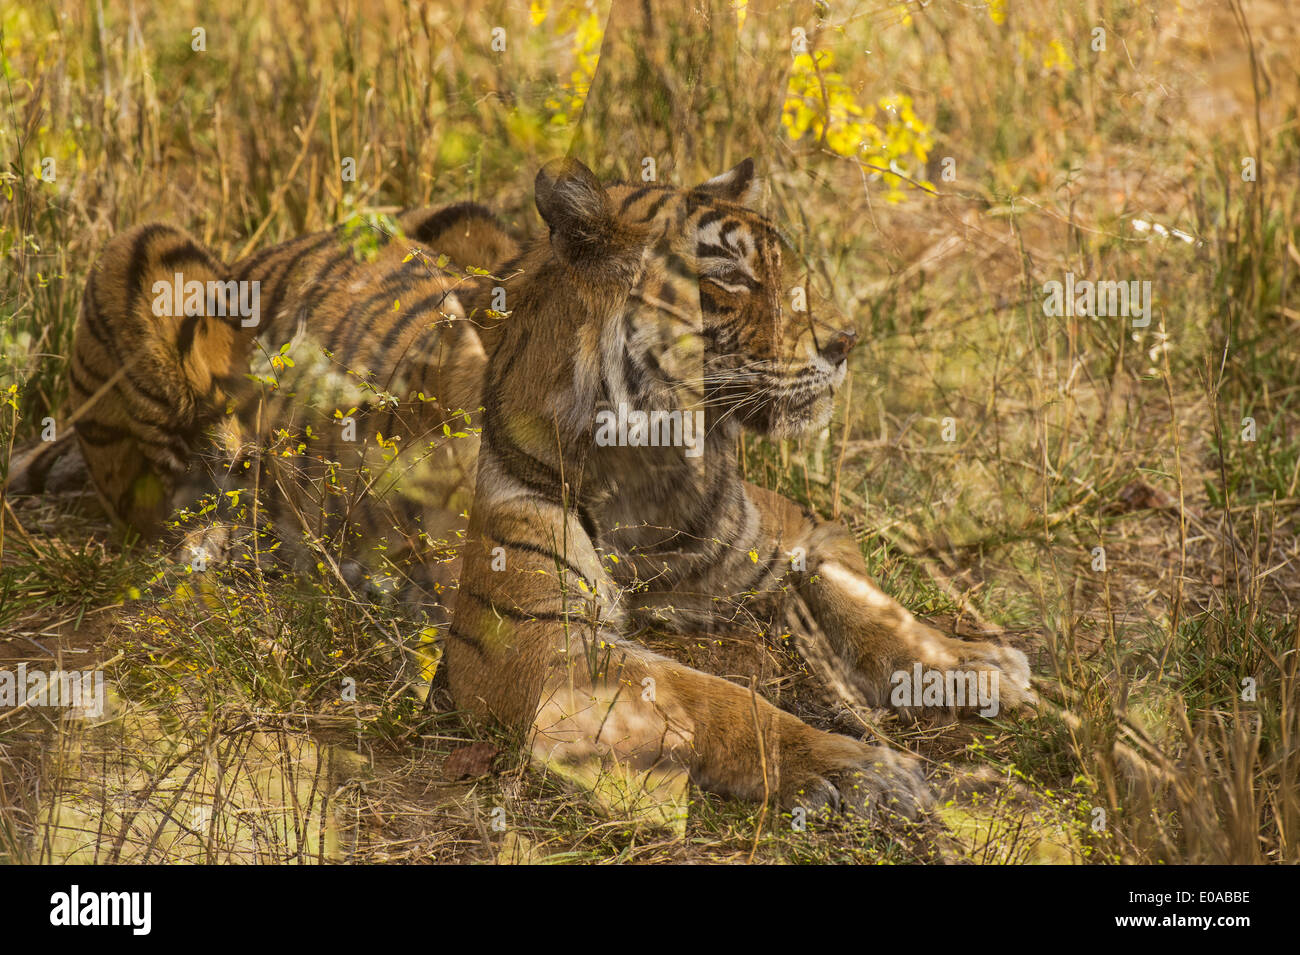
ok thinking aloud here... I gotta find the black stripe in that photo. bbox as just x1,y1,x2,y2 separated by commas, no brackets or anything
124,366,176,414
697,209,726,230
125,225,176,329
695,242,734,260
74,420,132,446
665,254,695,282
68,356,104,399
480,430,601,543
618,186,656,214
261,231,339,330
684,191,716,214
134,426,193,465
310,242,364,295
238,232,317,280
639,343,668,387
231,242,288,283
493,250,527,279
699,287,726,314
115,396,183,428
158,240,223,274
622,347,647,398
479,315,600,542
460,588,584,625
479,424,561,500
118,226,192,413
275,241,365,343
446,625,486,656
489,319,529,380
349,259,427,328
158,242,245,329
406,202,500,246
707,272,758,291
488,534,594,587
477,382,568,505
334,262,426,362
177,314,200,357
620,307,648,396
478,332,565,488
720,220,745,248
79,270,115,349
379,286,454,355
635,193,674,223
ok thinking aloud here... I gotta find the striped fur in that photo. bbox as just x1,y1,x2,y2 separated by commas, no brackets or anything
67,204,517,618
69,222,252,532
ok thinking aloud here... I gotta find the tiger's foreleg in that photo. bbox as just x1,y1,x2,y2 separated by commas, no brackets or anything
747,484,1034,720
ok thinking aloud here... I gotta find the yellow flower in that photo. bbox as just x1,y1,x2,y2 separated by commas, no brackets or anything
782,49,932,201
1042,38,1075,73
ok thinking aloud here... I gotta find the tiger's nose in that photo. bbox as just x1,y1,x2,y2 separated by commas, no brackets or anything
819,328,858,365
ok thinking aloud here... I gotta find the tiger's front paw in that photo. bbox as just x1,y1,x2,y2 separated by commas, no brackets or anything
780,735,932,824
887,630,1035,718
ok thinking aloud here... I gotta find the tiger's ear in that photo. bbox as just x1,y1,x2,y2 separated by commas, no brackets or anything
697,157,761,204
535,157,614,260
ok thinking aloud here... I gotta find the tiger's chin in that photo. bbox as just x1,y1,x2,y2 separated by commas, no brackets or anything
743,384,837,440
753,357,846,438
767,393,835,439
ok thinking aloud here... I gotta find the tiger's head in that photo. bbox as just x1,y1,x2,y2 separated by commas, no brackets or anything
534,157,858,444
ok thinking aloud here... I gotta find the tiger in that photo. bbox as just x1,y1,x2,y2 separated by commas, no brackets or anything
63,201,517,619
443,158,1035,818
53,156,1033,820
